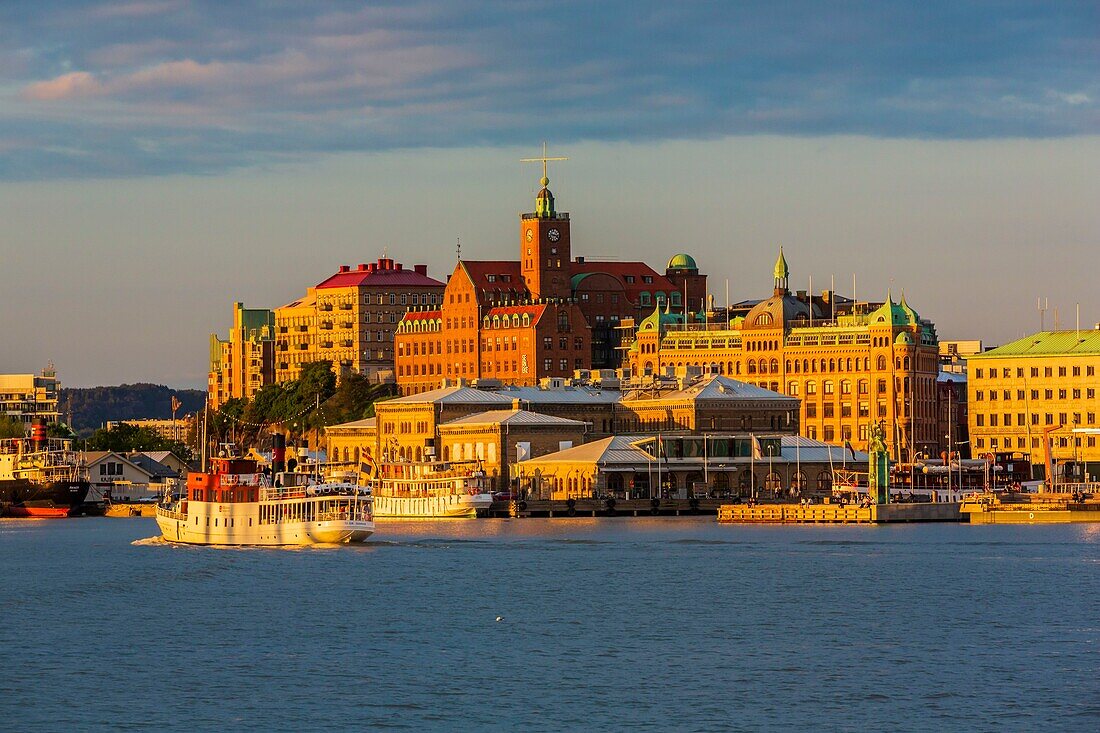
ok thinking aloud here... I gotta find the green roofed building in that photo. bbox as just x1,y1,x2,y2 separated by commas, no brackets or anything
967,330,1100,477
208,302,275,409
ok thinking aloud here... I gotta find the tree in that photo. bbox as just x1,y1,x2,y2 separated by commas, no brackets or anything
85,422,192,460
0,416,25,439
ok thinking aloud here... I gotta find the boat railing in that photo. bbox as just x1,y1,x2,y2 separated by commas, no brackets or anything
317,509,373,522
156,506,187,521
260,486,310,501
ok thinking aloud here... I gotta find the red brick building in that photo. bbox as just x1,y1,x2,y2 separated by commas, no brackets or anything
394,168,705,394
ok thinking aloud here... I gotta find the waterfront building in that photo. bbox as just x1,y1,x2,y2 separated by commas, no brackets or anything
271,259,445,385
325,372,800,493
273,287,318,384
83,450,180,501
394,158,706,395
624,250,940,459
0,367,61,425
105,417,194,443
967,330,1100,479
513,434,865,500
208,302,275,410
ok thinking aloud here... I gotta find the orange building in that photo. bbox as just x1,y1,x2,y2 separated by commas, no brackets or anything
394,159,706,394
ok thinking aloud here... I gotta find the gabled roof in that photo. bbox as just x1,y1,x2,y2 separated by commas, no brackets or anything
570,261,678,301
326,417,378,431
401,309,441,322
442,409,588,428
622,375,797,404
82,451,155,479
457,261,527,297
484,304,546,322
970,330,1100,358
520,434,867,467
126,453,179,479
387,385,515,405
501,385,622,404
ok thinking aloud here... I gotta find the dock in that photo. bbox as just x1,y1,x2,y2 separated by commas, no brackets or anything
716,502,962,524
489,497,725,518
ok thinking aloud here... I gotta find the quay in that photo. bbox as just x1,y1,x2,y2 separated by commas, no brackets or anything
961,492,1100,524
716,501,962,524
490,497,724,518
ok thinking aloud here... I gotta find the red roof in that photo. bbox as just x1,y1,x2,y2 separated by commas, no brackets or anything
316,258,444,289
571,261,677,301
457,261,527,298
401,309,441,322
484,304,546,319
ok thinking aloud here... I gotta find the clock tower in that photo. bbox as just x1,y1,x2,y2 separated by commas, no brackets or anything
520,174,572,301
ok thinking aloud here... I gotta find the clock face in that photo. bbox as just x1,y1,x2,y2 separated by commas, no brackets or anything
548,228,560,242
525,229,534,243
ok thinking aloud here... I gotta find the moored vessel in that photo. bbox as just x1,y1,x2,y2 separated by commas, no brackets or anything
370,460,493,518
155,455,374,545
0,425,90,518
961,489,1100,524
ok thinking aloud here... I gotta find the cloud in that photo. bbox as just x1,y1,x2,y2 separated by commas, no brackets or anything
1,1,1097,179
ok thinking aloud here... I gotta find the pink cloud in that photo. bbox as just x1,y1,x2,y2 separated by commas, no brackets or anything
22,71,103,101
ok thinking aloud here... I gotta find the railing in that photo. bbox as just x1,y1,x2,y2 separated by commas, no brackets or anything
156,506,187,521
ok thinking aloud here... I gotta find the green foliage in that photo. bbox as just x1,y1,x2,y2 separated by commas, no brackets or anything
208,362,392,450
85,422,192,459
47,422,77,439
0,416,25,439
61,383,205,434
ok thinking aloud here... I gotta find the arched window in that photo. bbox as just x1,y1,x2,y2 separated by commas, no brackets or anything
755,312,774,326
747,361,757,374
759,359,768,374
877,355,887,370
770,358,779,373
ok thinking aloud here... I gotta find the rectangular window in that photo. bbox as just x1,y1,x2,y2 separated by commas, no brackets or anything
1031,367,1039,378
976,414,984,427
976,368,984,379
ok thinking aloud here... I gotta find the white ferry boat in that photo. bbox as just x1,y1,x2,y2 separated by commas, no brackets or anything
155,455,373,545
370,461,494,519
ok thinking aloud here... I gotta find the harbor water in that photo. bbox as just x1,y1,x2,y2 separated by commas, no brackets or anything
1,518,1097,732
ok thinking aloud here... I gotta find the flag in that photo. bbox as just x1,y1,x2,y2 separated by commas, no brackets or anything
171,396,181,414
844,440,856,460
360,453,378,479
751,435,763,460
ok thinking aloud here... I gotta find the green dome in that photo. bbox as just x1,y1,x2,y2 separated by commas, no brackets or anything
667,253,698,271
870,291,918,327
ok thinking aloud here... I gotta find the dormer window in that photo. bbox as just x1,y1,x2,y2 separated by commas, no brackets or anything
625,275,636,284
487,275,496,283
643,276,653,284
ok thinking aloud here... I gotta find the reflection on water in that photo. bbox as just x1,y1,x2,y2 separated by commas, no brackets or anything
2,517,1099,732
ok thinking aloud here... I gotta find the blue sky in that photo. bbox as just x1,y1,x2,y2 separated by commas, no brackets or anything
0,1,1097,386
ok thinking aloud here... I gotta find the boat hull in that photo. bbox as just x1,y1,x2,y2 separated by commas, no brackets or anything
372,493,494,519
156,511,374,545
0,479,90,518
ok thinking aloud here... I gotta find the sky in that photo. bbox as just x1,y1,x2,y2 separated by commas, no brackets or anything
0,1,1097,387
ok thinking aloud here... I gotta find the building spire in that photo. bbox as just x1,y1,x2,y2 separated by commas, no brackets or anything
521,142,568,219
773,245,790,295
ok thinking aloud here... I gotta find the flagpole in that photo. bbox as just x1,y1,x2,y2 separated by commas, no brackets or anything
750,432,755,502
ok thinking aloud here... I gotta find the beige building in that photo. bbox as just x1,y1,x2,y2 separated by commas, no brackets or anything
514,434,864,501
208,302,275,409
273,287,318,383
0,368,61,425
967,330,1100,480
106,417,194,443
625,251,941,459
275,258,445,383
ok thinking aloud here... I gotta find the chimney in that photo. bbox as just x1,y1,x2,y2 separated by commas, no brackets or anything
414,264,427,276
397,262,403,270
357,263,367,271
338,265,350,273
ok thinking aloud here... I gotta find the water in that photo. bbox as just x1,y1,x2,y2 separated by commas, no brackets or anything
1,518,1097,732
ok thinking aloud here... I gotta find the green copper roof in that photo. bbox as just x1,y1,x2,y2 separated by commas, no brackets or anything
667,253,698,271
868,291,917,327
971,330,1100,358
773,246,789,281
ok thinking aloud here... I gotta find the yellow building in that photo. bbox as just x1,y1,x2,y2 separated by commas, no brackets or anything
208,302,275,410
625,250,941,459
0,367,62,425
274,287,317,383
274,258,445,384
967,330,1100,479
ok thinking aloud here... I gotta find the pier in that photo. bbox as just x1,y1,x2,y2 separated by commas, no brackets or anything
717,502,962,524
